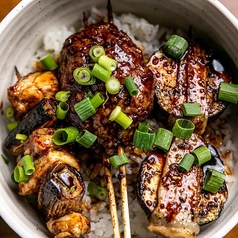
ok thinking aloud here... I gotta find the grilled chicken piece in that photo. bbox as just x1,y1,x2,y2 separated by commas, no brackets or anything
46,212,90,238
136,150,165,216
7,70,59,120
3,98,58,156
147,39,232,135
18,128,80,196
59,6,154,156
136,134,228,237
38,161,85,220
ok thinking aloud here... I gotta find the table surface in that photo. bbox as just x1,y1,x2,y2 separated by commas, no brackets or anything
0,0,238,237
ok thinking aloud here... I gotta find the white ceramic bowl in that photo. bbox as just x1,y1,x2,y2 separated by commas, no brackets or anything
0,0,238,237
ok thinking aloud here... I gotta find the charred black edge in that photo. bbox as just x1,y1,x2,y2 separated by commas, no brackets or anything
3,98,58,153
107,0,114,24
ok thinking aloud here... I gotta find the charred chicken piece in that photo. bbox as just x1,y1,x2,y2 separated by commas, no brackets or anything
7,70,59,120
3,98,58,156
147,39,232,135
59,6,154,156
137,134,228,238
46,212,90,238
38,161,85,221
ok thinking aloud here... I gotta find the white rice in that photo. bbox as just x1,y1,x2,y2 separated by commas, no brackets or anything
32,8,237,238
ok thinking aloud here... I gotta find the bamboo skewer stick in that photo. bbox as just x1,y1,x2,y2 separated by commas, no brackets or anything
118,147,131,238
103,156,121,238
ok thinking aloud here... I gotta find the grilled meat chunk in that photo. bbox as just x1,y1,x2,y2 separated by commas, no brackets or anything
59,11,154,156
136,134,228,238
147,39,232,135
3,98,58,156
7,70,59,120
38,161,85,221
46,212,90,238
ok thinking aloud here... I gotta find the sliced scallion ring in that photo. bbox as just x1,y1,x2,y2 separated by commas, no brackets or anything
133,129,155,150
55,91,71,102
109,153,130,168
52,126,79,145
21,155,35,175
218,82,238,104
56,102,69,120
5,107,14,120
154,127,173,151
124,76,139,96
178,153,195,173
15,133,28,143
192,145,211,166
7,121,18,132
76,130,97,148
40,54,58,71
92,63,112,82
105,77,121,94
90,92,105,109
89,45,105,62
203,169,226,194
164,34,188,59
73,67,92,84
98,55,117,72
182,102,202,116
172,118,195,139
13,166,29,183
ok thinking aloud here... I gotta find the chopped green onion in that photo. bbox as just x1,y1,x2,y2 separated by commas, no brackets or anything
138,122,150,132
109,153,130,168
178,153,195,173
15,133,28,143
74,97,96,121
182,103,202,116
98,55,117,72
73,67,92,84
218,82,238,104
5,107,14,120
86,91,94,99
13,166,29,183
124,76,139,96
21,155,35,175
192,145,211,166
203,169,226,193
92,63,112,82
105,77,121,94
133,129,155,150
7,121,18,132
164,34,188,59
40,54,58,71
52,126,79,145
55,91,71,102
96,187,108,200
1,154,9,165
154,128,174,151
56,102,69,120
172,119,195,139
90,92,105,109
87,182,108,200
89,45,105,62
76,130,97,148
109,106,132,129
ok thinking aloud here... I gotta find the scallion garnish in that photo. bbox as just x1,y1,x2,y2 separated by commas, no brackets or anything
89,45,105,62
1,154,9,165
90,92,105,109
203,169,226,193
132,122,155,150
109,153,130,168
21,155,35,175
182,102,202,116
56,102,69,120
98,55,117,72
92,63,112,82
192,145,211,166
109,106,133,129
7,121,18,132
73,67,92,84
55,91,71,102
5,107,14,120
164,34,188,59
13,166,29,183
124,76,139,96
105,77,121,94
87,181,108,200
154,127,173,151
76,130,97,148
172,119,195,139
52,126,79,145
218,82,238,104
40,54,58,71
74,97,96,121
178,153,195,173
15,133,28,143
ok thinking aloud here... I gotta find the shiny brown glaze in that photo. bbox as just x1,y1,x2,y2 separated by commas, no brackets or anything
59,22,155,156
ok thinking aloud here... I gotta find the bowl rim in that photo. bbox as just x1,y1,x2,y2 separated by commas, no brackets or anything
0,0,238,237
